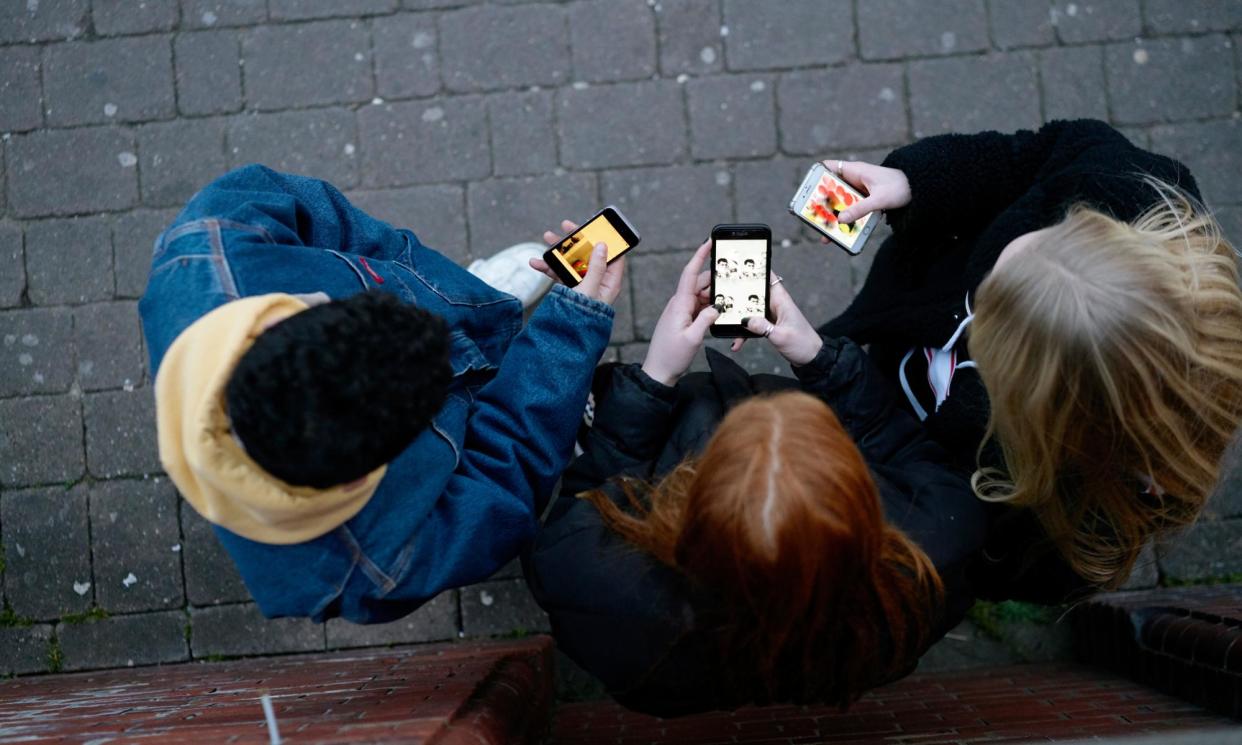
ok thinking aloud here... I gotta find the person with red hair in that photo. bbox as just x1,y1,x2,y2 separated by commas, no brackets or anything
524,241,988,716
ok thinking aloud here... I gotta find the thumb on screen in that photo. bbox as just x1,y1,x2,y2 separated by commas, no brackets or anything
838,198,877,225
577,243,608,293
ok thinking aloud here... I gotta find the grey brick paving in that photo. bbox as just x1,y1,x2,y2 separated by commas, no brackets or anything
43,36,175,127
58,610,189,671
2,484,92,620
372,13,440,99
7,128,138,217
0,307,75,397
0,0,1238,672
0,47,42,133
84,388,161,478
1156,517,1242,582
174,30,243,116
89,479,184,612
0,396,85,487
242,21,373,110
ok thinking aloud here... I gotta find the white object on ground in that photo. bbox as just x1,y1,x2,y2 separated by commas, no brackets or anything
260,692,282,744
467,242,554,309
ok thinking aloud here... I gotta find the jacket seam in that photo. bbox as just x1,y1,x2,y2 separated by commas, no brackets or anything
207,219,240,300
336,524,397,593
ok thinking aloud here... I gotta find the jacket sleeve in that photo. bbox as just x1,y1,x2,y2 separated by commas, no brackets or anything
880,119,1132,239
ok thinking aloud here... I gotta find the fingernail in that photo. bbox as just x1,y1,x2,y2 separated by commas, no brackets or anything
740,316,751,325
713,303,724,312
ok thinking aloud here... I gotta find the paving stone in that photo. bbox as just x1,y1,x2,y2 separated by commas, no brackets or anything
778,65,908,153
1041,45,1108,123
722,0,853,71
1116,126,1149,149
269,0,394,20
357,98,489,188
43,36,175,127
1157,517,1242,582
0,307,75,397
0,223,23,307
908,53,1041,138
1149,118,1242,208
0,47,43,132
325,591,457,648
657,0,723,76
1105,36,1236,125
174,30,243,116
600,165,732,253
190,603,324,657
558,81,686,169
0,396,85,487
7,128,138,218
858,0,989,60
92,0,179,35
1206,440,1242,519
776,241,854,329
1051,0,1141,43
84,388,161,478
687,75,776,160
1,484,92,619
227,109,359,188
733,157,805,245
568,0,656,84
242,21,373,110
439,4,569,92
24,216,115,305
1142,0,1242,34
917,619,1028,672
373,13,440,99
58,609,188,670
113,209,180,299
402,0,478,7
0,0,88,43
138,118,228,207
465,173,598,260
1215,205,1242,256
459,579,549,637
630,247,694,341
988,0,1056,49
89,479,183,612
180,0,266,29
0,625,53,675
180,506,251,606
345,185,467,263
1120,542,1159,590
74,302,144,392
488,91,557,178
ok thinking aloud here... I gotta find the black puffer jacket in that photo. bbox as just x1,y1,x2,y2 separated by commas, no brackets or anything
821,119,1201,604
523,342,988,717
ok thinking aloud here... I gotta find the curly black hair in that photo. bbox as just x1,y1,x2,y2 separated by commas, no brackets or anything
225,290,452,489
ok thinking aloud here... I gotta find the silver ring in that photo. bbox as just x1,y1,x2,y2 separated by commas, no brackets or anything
769,274,783,286
835,160,845,175
762,322,774,338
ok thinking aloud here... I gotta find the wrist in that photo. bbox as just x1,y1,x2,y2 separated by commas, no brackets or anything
788,334,825,367
640,360,679,387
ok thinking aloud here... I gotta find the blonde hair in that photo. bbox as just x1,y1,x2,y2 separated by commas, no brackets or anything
971,179,1242,588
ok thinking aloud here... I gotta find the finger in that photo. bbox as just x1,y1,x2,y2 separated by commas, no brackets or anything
527,257,559,282
695,269,710,294
731,338,746,353
688,304,720,339
576,243,608,295
561,220,579,234
839,197,881,225
677,240,714,294
601,256,626,299
543,230,561,246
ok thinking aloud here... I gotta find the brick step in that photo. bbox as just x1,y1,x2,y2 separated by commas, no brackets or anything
549,662,1235,745
0,636,555,744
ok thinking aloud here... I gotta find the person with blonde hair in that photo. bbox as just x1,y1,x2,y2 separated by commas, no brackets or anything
524,241,988,716
819,119,1242,601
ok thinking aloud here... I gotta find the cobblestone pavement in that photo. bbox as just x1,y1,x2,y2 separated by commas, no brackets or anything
1,0,1241,676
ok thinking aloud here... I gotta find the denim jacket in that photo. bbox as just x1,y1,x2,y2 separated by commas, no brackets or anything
139,165,614,623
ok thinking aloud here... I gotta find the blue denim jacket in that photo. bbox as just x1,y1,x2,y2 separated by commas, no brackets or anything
139,165,614,623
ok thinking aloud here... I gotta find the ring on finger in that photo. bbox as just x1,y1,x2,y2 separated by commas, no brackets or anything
762,322,775,338
769,274,784,286
835,159,845,175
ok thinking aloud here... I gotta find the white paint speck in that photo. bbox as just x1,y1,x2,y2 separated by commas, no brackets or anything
1066,3,1078,17
103,103,118,117
371,97,384,105
122,573,138,588
171,544,181,552
878,86,896,102
720,24,729,37
17,353,32,366
15,543,25,558
480,590,495,606
109,511,118,523
353,52,364,62
20,333,37,346
940,31,956,51
72,581,91,596
343,143,356,155
122,379,135,392
32,372,44,384
421,106,444,122
2,335,13,346
1180,38,1195,54
26,0,38,12
572,81,589,90
750,80,766,92
781,239,792,248
676,73,689,84
412,31,433,49
715,171,730,186
118,151,137,168
79,360,94,376
700,46,717,64
201,10,217,25
1133,48,1149,64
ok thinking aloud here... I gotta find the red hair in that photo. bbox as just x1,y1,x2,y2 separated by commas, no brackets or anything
584,391,943,706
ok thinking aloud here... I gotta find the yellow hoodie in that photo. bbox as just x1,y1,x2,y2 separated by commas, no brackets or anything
154,294,385,545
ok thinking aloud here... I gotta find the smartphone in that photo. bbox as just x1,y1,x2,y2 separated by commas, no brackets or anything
788,162,878,255
542,206,640,287
710,223,771,338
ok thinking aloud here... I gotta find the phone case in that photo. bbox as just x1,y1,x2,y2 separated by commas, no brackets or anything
788,163,878,255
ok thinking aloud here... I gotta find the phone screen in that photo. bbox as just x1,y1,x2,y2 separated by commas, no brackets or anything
549,213,633,282
798,170,874,251
712,238,768,327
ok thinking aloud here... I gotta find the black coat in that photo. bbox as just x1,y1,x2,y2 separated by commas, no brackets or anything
821,119,1201,604
523,341,988,717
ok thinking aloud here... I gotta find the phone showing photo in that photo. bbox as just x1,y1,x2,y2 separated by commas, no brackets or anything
710,223,772,339
542,206,640,287
788,163,878,255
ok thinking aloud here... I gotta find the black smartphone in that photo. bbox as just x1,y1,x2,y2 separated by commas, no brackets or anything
788,162,878,255
710,223,771,338
542,206,640,287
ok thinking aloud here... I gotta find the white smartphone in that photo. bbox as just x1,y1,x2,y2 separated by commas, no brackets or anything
788,162,879,255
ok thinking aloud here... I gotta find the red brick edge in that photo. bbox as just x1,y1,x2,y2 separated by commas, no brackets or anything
432,638,557,745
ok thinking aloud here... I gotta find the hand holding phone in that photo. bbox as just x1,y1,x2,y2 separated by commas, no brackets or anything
539,206,640,287
640,240,719,386
710,224,772,338
731,280,823,366
530,218,629,305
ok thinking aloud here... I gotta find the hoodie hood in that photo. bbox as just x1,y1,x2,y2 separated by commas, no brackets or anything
155,294,385,545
